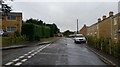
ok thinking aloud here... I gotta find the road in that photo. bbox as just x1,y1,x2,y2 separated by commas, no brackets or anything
2,37,106,66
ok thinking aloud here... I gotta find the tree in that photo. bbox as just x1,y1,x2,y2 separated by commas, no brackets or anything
0,0,13,15
26,18,44,25
63,30,74,36
52,23,60,34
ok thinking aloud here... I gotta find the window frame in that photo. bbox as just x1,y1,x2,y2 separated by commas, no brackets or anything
6,26,17,32
6,15,17,21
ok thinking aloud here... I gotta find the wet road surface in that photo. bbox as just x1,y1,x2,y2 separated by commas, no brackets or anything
2,37,106,66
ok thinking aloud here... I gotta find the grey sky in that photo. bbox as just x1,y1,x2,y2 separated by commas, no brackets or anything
10,1,119,32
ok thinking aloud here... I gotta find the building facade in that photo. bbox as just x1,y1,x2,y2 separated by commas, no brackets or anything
79,24,88,36
80,11,120,42
2,12,22,36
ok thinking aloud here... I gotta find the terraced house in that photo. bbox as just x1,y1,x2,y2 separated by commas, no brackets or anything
1,12,22,36
86,11,120,42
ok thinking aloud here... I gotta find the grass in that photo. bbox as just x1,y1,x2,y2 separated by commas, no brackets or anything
40,37,55,42
2,35,27,47
2,36,56,47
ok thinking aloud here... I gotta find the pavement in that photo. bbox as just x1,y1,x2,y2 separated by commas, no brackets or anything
85,45,120,67
1,37,60,50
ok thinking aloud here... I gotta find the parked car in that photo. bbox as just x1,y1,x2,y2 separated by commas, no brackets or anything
0,29,8,37
2,30,8,37
0,29,4,36
73,34,87,43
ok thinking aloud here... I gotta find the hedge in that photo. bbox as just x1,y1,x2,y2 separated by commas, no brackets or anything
2,35,27,47
87,36,120,59
22,23,51,41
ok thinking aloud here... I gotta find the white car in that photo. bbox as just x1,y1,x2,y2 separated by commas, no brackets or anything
0,29,4,36
74,34,86,43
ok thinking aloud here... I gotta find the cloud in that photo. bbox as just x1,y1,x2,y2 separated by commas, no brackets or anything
12,2,118,32
14,0,120,2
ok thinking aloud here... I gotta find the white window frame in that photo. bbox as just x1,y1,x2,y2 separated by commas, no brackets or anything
6,26,17,32
6,15,17,21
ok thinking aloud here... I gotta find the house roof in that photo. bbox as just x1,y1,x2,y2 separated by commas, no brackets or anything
88,12,120,28
0,11,22,16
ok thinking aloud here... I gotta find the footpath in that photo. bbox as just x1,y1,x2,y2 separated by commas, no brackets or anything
1,37,60,50
85,45,120,67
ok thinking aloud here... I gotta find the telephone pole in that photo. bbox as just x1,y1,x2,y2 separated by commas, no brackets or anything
77,19,78,34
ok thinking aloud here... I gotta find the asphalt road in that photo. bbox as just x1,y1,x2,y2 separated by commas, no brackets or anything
2,37,107,66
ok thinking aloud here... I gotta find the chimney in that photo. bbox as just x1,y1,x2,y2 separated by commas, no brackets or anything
102,15,106,20
98,18,101,22
109,11,114,17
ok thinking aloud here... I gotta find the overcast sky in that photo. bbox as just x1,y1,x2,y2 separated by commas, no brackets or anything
7,0,119,32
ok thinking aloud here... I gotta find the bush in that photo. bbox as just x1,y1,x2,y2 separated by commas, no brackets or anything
87,36,120,58
2,35,27,46
22,23,51,41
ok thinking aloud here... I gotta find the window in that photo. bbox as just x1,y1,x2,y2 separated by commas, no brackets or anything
7,26,17,32
7,16,16,21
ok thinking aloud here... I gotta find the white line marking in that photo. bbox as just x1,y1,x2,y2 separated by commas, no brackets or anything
19,56,24,59
28,56,32,58
34,52,38,54
31,54,35,56
21,59,27,62
4,44,51,66
5,62,13,65
24,54,28,56
14,62,22,66
39,45,45,48
12,59,19,62
37,44,51,52
28,52,32,53
31,50,35,52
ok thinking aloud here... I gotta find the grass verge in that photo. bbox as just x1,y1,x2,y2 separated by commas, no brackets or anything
40,37,55,42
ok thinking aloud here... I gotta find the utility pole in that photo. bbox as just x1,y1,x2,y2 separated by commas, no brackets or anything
77,19,78,34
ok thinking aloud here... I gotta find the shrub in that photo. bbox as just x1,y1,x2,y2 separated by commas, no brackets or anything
2,35,27,46
87,36,120,58
22,23,51,41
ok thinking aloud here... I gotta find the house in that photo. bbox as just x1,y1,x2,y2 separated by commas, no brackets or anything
1,11,22,36
79,24,88,36
80,11,120,42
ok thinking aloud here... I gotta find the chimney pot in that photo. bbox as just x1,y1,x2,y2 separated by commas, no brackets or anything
103,15,106,20
98,18,101,22
109,11,114,17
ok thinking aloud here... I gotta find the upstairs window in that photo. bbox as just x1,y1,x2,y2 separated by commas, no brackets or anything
7,16,16,21
7,26,17,32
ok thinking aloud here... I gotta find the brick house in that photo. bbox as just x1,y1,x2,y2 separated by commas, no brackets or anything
1,12,22,36
81,11,120,42
79,24,88,36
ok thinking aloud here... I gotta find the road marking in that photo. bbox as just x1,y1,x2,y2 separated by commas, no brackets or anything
5,62,13,65
21,59,27,62
14,62,22,66
31,50,35,52
24,54,28,56
4,44,51,66
28,52,32,53
19,56,24,59
34,52,38,54
31,54,35,56
38,45,45,48
12,59,19,62
28,56,32,58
